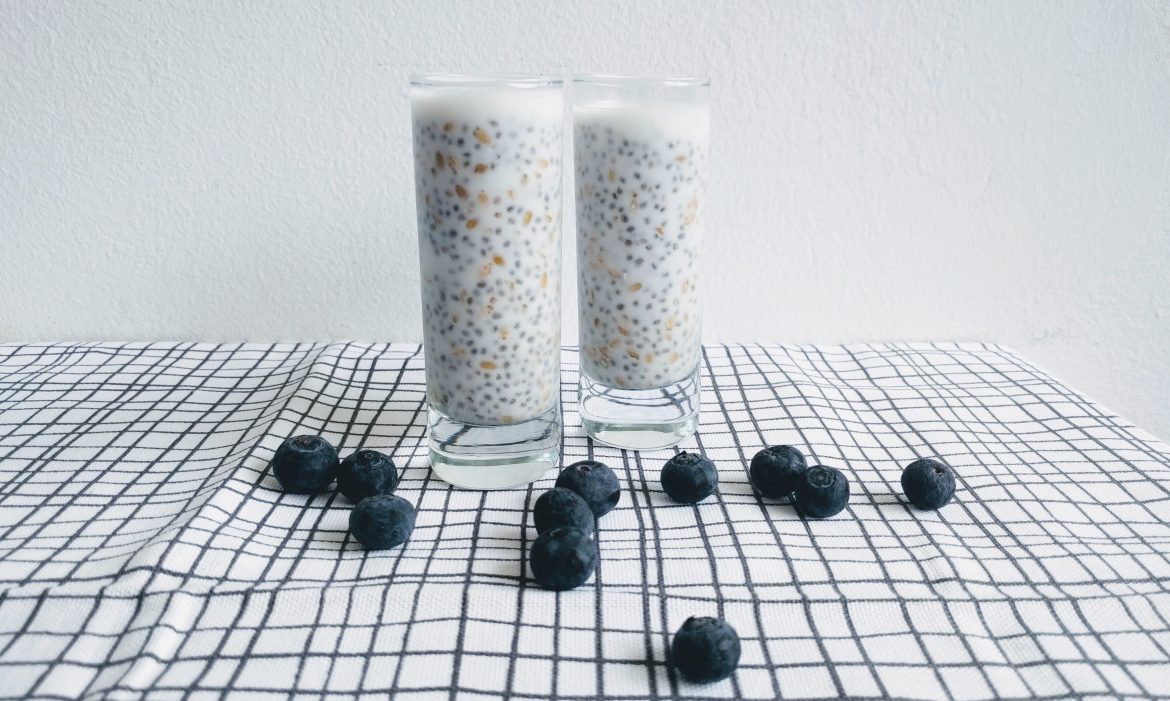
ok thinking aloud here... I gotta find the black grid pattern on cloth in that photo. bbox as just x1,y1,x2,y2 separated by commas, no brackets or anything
1,341,1168,700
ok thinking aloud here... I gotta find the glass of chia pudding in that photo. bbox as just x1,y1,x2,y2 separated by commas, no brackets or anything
410,74,564,488
572,75,710,449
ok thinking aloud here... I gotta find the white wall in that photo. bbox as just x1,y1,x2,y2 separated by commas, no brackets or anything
2,1,1168,439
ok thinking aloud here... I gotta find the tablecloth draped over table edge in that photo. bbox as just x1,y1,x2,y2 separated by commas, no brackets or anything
0,342,1168,701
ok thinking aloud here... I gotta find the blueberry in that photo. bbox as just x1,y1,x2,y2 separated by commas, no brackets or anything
533,488,595,535
529,526,596,591
337,449,399,502
670,616,741,683
661,451,718,503
793,465,849,518
749,445,807,498
349,494,416,550
555,460,621,518
901,458,956,509
272,434,338,493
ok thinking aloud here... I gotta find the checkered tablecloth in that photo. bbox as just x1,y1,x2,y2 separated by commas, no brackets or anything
1,343,1168,700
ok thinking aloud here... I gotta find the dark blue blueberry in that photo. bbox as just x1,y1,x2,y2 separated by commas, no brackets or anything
529,526,596,591
661,451,718,504
555,460,621,518
349,494,416,550
272,434,338,493
533,488,595,535
337,449,399,502
901,458,956,509
670,616,741,683
749,445,807,498
793,465,850,519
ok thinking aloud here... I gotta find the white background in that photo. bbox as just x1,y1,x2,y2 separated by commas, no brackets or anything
2,1,1168,439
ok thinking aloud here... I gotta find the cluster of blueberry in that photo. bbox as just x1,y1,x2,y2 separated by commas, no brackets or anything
749,445,958,514
529,460,620,590
749,445,848,517
269,435,417,550
268,436,956,684
526,458,741,683
656,444,954,518
529,447,957,683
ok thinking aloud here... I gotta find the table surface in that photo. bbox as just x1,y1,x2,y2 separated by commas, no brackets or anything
1,342,1168,700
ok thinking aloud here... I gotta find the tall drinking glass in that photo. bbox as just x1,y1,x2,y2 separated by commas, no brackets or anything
573,76,710,449
410,74,563,488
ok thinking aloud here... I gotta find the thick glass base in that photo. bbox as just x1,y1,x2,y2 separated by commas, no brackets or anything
428,404,561,489
578,367,701,450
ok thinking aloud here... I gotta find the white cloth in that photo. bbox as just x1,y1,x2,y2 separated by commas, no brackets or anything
0,342,1168,699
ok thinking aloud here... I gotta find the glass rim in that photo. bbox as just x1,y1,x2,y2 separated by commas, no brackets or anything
410,73,563,88
572,74,710,88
